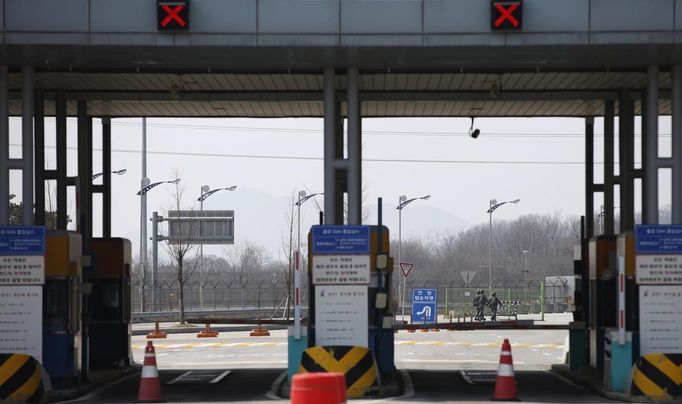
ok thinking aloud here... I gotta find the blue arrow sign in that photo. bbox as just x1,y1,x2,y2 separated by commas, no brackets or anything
412,288,437,324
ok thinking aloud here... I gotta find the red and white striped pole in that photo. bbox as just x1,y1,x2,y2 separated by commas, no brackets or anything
294,249,301,339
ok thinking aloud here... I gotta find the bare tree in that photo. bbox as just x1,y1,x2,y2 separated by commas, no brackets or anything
226,241,269,308
162,175,198,324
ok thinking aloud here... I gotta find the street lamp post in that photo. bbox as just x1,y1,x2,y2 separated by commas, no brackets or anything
137,177,181,311
92,169,127,181
522,249,530,284
486,198,520,291
197,185,237,309
294,190,322,339
397,194,431,321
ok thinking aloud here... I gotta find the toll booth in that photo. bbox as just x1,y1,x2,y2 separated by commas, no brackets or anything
43,231,83,387
87,238,132,369
302,225,395,383
587,235,617,372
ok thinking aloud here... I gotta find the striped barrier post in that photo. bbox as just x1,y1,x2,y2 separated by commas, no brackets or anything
298,346,379,398
0,354,46,403
630,353,682,401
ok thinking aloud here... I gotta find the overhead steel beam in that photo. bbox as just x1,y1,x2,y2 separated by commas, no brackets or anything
7,90,622,103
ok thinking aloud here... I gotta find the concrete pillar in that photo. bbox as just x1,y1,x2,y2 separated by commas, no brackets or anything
77,101,92,240
34,90,45,226
102,117,112,237
604,100,615,235
21,66,34,225
644,66,659,224
55,90,68,230
672,65,682,224
585,117,595,238
619,90,635,231
323,68,337,225
334,101,344,225
0,66,8,225
347,68,362,225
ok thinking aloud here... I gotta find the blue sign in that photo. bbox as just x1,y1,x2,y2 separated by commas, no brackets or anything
311,226,370,254
0,226,45,255
636,225,682,254
412,288,437,324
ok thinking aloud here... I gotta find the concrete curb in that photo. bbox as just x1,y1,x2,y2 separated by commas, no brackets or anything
132,324,288,336
550,364,634,403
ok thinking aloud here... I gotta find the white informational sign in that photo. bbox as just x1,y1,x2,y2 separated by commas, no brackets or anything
0,256,44,285
636,255,682,285
639,285,682,355
312,255,370,285
315,285,368,347
0,286,42,362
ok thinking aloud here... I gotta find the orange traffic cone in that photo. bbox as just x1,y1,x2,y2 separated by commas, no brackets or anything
492,338,518,401
137,341,162,402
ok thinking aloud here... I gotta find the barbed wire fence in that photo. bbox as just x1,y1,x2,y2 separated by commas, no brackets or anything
133,277,573,320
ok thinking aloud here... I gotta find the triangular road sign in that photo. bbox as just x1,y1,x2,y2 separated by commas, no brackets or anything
400,262,414,277
460,271,476,286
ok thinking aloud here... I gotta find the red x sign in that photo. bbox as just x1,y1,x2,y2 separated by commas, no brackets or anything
161,5,186,27
158,1,190,31
491,1,523,31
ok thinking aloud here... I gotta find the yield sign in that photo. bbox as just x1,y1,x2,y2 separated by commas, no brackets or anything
460,271,476,286
400,263,414,278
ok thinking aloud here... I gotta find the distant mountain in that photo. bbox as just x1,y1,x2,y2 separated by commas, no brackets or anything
378,204,470,241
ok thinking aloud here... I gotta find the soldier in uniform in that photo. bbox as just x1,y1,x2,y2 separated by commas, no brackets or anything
472,289,482,320
488,292,502,321
478,289,489,321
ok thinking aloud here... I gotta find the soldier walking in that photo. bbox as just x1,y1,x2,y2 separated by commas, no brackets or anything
477,289,489,321
488,292,502,321
472,290,482,320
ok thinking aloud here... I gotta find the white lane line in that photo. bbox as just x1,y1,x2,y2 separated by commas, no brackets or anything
210,370,231,384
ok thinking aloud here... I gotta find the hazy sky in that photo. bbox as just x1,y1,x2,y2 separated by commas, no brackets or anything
8,115,673,260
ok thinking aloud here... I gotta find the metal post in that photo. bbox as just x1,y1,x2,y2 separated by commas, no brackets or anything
672,66,682,224
399,202,405,319
489,200,493,290
604,101,615,235
347,67,361,225
102,117,112,236
141,117,148,310
22,66,34,225
56,90,67,230
200,189,204,309
0,66,7,225
152,211,159,311
523,250,528,284
585,117,594,238
323,68,337,225
295,193,301,339
34,90,45,226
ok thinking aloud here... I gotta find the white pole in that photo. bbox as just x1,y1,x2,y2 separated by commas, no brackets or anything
141,117,148,310
399,201,405,321
200,188,204,310
295,194,301,339
489,200,493,291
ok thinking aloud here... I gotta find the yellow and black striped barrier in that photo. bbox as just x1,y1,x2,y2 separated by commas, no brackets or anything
631,353,682,401
0,353,46,403
299,346,378,398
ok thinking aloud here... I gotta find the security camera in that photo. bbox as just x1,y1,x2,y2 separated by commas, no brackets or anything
469,117,480,139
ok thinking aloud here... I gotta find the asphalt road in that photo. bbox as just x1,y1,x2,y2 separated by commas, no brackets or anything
60,322,609,403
